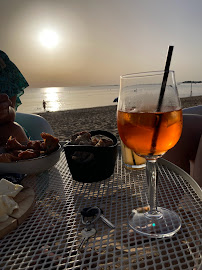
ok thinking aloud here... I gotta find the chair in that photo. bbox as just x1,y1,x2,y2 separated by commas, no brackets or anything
182,106,202,186
164,105,202,186
15,112,54,140
183,105,202,115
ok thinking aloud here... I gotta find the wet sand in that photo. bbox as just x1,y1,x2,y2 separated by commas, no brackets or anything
37,96,202,141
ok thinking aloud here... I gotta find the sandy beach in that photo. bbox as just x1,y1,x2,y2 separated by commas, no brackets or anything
38,96,202,142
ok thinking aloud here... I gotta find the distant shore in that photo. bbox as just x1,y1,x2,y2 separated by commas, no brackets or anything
38,95,202,141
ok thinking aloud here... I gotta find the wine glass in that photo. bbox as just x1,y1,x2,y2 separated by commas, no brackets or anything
117,70,183,238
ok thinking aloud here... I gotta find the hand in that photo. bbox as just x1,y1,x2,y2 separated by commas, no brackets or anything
0,94,13,123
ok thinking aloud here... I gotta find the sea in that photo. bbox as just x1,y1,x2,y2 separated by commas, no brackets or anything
17,83,202,114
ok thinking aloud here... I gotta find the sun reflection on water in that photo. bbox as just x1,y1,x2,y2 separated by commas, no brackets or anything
43,87,61,111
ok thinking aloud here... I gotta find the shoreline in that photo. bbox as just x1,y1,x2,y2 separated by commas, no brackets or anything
37,95,202,141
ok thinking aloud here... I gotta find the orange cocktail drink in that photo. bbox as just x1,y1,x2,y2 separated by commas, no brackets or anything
117,109,182,157
117,69,183,238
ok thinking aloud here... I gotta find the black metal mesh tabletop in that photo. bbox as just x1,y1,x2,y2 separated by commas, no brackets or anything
0,150,201,270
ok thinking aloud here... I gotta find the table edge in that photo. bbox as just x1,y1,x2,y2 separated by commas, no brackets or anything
160,158,202,199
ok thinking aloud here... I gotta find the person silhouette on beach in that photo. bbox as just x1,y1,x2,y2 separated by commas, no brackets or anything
43,100,47,111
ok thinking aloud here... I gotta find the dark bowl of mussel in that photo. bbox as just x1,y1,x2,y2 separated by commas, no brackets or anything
63,130,118,183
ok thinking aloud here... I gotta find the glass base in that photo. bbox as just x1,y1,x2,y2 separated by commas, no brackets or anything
129,207,181,238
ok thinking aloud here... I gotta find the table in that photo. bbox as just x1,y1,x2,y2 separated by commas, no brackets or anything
0,150,201,270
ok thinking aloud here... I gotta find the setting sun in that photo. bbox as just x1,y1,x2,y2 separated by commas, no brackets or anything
39,29,59,48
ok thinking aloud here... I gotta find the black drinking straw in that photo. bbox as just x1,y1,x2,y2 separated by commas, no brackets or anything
156,46,174,112
150,46,174,154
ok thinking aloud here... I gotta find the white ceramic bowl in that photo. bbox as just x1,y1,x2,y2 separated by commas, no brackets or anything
0,144,62,175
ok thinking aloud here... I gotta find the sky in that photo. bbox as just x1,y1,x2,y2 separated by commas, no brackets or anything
1,0,202,88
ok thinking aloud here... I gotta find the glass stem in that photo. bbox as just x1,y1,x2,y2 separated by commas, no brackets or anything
146,159,159,215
